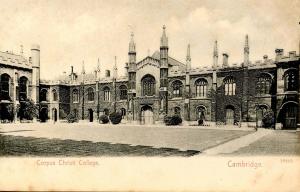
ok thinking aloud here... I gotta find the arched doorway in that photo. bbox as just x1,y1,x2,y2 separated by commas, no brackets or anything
40,107,48,122
141,105,154,125
256,105,268,128
280,102,298,129
225,105,235,125
120,108,126,119
52,108,57,122
88,109,94,122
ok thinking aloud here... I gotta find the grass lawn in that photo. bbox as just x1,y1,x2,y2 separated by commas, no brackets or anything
0,134,200,157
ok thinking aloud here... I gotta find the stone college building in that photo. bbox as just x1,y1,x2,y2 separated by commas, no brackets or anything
0,26,299,129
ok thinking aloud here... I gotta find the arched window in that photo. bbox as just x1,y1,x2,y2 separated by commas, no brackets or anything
141,75,155,96
284,69,298,91
72,89,79,103
172,80,183,97
40,89,48,102
257,74,272,95
52,89,58,102
19,76,28,101
0,74,11,101
103,87,110,101
87,87,94,101
119,85,127,100
195,78,208,97
174,106,181,116
224,76,236,96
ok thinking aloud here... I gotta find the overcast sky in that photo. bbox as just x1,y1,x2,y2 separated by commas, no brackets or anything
0,0,299,80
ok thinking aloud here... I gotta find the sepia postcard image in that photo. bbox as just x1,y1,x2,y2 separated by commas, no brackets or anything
0,0,300,191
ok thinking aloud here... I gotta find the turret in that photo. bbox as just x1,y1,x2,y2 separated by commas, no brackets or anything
243,34,249,67
95,58,101,80
213,40,218,69
81,60,85,75
186,44,191,72
160,25,169,86
113,56,118,80
31,44,40,103
128,32,136,90
159,25,169,115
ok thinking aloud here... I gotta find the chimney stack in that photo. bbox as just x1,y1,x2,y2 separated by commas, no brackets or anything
275,49,284,61
222,53,229,67
105,70,111,77
263,55,268,62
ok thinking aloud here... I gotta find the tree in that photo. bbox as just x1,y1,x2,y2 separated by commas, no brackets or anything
18,99,39,121
262,110,274,128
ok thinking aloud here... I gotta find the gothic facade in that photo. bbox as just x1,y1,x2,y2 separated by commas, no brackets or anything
0,26,299,129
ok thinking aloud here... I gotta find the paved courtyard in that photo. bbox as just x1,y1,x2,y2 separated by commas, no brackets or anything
0,123,253,156
230,130,300,156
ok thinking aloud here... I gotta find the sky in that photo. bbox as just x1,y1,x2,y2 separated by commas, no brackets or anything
0,0,299,80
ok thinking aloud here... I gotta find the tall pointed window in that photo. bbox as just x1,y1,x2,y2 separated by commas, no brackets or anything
141,75,155,96
119,85,127,100
87,87,95,101
72,89,79,103
195,78,207,97
103,87,111,101
0,74,11,101
40,89,48,102
224,76,236,96
172,80,183,97
257,73,272,95
19,76,28,101
284,69,298,92
52,89,58,102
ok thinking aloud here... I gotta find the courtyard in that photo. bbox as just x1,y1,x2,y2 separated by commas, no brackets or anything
0,123,299,156
0,123,252,156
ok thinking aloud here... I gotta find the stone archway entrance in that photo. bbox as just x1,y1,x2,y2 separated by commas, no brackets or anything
281,102,297,129
88,109,94,122
40,107,48,122
141,105,154,125
225,105,235,125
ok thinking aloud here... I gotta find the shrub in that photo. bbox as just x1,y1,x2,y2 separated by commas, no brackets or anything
99,114,109,124
59,109,67,119
109,112,122,124
66,112,78,123
198,119,204,126
18,99,38,121
262,110,274,128
164,115,182,126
